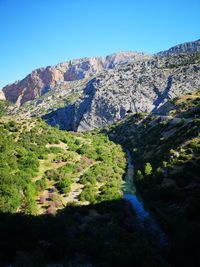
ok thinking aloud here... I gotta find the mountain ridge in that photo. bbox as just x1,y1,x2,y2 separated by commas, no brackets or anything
2,39,200,102
2,39,200,131
157,39,200,56
2,51,150,105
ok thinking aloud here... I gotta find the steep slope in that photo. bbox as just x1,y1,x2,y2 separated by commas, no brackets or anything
157,39,200,56
2,40,200,131
7,50,200,131
76,52,200,131
2,52,149,106
103,90,200,266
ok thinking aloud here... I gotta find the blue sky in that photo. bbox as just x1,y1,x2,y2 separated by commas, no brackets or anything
0,0,199,88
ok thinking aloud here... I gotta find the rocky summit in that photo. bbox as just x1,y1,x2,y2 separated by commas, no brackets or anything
2,52,148,105
2,39,200,131
157,39,200,56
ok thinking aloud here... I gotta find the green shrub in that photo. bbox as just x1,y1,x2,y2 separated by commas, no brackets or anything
144,162,152,176
35,179,47,192
79,185,98,203
48,146,64,154
56,177,72,194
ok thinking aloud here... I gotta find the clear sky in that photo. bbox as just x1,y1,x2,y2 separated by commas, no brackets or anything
0,0,199,88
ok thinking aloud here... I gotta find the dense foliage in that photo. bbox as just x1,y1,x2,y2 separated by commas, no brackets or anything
0,117,126,215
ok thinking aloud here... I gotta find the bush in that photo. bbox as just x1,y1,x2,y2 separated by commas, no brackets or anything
35,179,47,192
79,185,98,203
80,173,96,185
48,146,64,154
144,162,152,176
56,177,72,194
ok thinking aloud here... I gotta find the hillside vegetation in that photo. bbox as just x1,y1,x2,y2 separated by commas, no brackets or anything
0,115,126,215
0,113,172,266
104,89,200,266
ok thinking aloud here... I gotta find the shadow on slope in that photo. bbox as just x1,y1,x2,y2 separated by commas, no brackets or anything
0,199,172,267
152,75,173,113
42,78,97,131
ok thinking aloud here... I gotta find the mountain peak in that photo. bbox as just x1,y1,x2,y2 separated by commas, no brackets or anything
2,51,150,105
157,39,200,56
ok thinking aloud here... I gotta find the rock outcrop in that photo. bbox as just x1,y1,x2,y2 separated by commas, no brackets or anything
76,53,200,131
157,39,200,56
3,39,200,131
2,52,149,106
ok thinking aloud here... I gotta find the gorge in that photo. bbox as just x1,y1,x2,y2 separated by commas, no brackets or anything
0,39,200,267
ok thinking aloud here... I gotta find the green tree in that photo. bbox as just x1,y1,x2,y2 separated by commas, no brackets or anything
144,162,152,176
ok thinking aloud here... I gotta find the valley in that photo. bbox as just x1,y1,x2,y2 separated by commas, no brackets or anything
0,39,200,266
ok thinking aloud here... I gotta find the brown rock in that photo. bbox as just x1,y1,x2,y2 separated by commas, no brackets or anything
2,52,149,106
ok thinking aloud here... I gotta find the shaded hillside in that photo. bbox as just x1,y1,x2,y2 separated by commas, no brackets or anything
103,89,200,267
0,199,171,267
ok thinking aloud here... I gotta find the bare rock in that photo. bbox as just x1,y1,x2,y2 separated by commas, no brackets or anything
0,90,5,100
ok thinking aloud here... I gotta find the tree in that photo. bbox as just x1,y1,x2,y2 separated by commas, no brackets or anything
144,162,152,176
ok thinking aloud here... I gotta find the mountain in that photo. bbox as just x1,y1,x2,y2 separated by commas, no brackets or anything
2,52,149,106
2,40,200,131
157,39,200,56
7,51,200,131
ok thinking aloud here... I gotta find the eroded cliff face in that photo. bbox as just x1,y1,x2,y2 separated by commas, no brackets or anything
2,52,148,106
3,39,200,131
157,39,200,56
76,55,200,131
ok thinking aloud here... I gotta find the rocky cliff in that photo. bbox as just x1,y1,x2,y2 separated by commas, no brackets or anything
76,54,200,131
157,39,200,56
2,52,149,106
3,39,200,131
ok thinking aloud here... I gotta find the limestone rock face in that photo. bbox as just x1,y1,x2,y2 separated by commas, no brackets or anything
2,52,149,105
4,39,200,131
157,39,200,56
76,56,200,131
